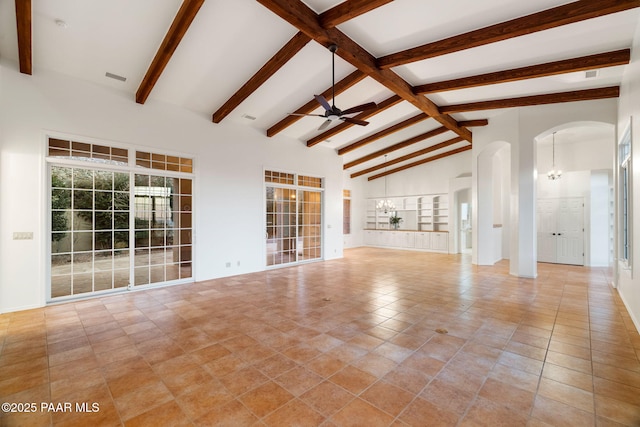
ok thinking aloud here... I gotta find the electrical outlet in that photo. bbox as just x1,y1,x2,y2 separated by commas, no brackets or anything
236,261,240,266
13,232,33,240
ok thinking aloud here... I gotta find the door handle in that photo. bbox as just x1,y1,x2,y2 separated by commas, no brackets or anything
552,233,556,235
557,233,562,236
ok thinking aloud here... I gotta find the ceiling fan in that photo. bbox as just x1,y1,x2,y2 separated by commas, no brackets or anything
291,44,378,131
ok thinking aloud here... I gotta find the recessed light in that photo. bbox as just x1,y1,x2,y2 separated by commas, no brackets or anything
54,19,68,28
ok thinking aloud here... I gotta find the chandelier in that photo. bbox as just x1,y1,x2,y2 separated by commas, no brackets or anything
547,132,562,180
376,155,395,213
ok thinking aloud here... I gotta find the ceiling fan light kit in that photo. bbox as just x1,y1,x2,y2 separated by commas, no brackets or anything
289,44,378,130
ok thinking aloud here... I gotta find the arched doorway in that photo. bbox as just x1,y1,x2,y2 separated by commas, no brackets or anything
535,122,614,267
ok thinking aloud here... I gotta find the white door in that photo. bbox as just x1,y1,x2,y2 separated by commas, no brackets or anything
556,198,584,265
537,199,557,263
537,198,584,265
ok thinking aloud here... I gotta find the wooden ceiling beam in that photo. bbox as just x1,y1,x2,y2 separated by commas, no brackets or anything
338,113,429,155
367,146,472,180
136,0,205,104
306,95,403,147
15,0,32,75
351,136,464,178
440,86,620,114
319,0,394,28
378,0,640,69
212,31,311,123
343,119,486,168
414,49,631,94
257,0,472,142
344,126,450,169
459,119,489,127
267,70,366,137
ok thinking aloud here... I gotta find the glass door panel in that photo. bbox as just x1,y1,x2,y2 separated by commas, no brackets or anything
298,190,322,261
50,166,130,298
266,186,297,266
133,174,192,286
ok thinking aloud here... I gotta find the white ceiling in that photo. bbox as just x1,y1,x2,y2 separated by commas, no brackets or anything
0,0,637,177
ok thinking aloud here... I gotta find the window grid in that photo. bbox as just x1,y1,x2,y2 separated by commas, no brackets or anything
136,151,193,173
298,175,322,188
265,170,295,185
48,138,129,165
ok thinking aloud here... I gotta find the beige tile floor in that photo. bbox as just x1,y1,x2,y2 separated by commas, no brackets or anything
1,247,640,426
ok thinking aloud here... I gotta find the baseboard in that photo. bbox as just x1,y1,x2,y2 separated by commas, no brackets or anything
617,288,640,335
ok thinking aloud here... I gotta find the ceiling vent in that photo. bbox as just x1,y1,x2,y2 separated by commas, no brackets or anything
105,72,127,82
241,113,256,120
585,70,599,79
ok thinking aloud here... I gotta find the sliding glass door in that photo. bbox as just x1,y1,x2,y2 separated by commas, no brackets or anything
265,171,323,267
48,137,194,301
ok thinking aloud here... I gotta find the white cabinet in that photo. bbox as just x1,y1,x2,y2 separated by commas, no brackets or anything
415,232,431,249
364,230,447,253
431,232,449,252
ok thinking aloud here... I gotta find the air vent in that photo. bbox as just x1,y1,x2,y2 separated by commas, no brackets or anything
585,70,599,79
241,113,256,121
105,72,127,82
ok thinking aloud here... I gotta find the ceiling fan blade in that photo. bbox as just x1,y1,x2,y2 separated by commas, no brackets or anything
341,117,369,126
340,102,378,115
318,119,332,131
314,94,332,112
288,113,325,117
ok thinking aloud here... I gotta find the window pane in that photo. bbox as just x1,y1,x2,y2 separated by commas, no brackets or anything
95,171,113,190
95,191,113,210
52,189,72,209
74,190,93,210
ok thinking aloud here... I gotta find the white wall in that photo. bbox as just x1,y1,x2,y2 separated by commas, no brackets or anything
616,18,640,333
0,59,345,313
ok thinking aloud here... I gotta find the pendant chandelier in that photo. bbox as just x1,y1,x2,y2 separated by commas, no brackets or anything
376,155,395,213
547,132,562,180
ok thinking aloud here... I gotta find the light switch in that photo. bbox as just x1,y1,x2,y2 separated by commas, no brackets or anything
13,232,33,240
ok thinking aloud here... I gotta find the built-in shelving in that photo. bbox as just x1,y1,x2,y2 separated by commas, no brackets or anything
367,193,448,232
364,193,449,253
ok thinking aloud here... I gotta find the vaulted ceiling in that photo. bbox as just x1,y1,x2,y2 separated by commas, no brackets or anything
2,0,639,180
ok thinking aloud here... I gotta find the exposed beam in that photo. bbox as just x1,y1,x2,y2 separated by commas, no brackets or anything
459,119,489,127
377,0,640,69
267,70,366,137
212,32,311,123
351,136,464,178
306,95,403,147
257,0,472,142
338,113,429,155
368,146,472,180
415,49,631,94
319,0,393,28
440,86,620,114
343,119,485,167
15,0,32,75
344,126,450,169
136,0,205,104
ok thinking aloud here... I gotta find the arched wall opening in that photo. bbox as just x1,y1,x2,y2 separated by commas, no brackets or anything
534,121,615,267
